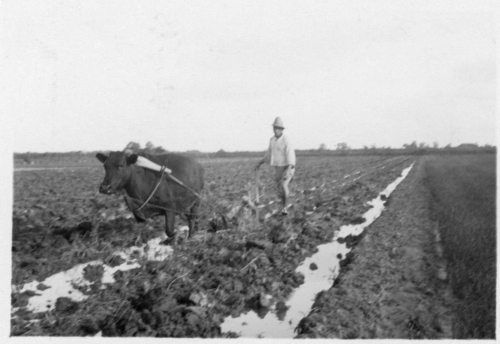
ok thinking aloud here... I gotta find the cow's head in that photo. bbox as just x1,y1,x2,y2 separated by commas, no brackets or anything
96,151,138,194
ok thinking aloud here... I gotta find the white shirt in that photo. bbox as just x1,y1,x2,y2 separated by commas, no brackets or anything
265,134,296,166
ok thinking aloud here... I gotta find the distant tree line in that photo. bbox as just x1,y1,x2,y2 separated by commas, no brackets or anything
13,141,496,165
194,142,496,159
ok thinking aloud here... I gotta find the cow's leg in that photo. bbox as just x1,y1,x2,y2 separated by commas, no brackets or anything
187,200,201,238
165,210,176,237
162,210,177,245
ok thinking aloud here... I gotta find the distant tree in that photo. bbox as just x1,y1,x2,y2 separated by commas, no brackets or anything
403,141,418,150
456,143,479,151
318,143,327,151
419,142,428,149
145,141,155,151
125,141,141,153
214,149,227,158
482,144,496,153
433,142,439,149
336,142,350,150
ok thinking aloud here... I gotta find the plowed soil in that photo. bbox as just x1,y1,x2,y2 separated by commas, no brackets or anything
295,158,455,339
12,155,424,337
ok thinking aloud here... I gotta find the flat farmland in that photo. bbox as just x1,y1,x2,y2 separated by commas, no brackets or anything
11,154,465,338
294,154,495,339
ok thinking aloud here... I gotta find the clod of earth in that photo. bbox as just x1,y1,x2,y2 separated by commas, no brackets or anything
350,216,366,225
259,293,273,308
36,283,50,291
55,297,79,314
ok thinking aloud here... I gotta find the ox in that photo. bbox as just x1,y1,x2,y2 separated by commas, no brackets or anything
96,151,204,243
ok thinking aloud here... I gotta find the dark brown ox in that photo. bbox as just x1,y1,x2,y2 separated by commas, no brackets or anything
96,151,204,241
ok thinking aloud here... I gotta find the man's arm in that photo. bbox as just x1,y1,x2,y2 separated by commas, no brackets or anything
254,140,271,170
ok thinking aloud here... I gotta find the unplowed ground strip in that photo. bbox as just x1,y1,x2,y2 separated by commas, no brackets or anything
423,155,496,339
295,159,455,339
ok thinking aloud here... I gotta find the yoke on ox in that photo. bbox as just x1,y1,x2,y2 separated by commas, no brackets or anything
96,151,204,242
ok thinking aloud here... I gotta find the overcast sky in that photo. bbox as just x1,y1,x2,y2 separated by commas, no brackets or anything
2,0,497,153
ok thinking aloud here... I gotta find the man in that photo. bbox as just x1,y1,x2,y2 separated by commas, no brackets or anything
254,117,296,215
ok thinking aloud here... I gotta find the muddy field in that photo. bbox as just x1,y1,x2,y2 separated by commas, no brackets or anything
11,155,414,337
294,158,455,339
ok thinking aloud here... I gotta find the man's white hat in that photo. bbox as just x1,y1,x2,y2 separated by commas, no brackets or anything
272,117,285,128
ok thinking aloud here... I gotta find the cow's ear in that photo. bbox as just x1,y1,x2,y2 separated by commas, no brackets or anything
96,153,108,164
126,154,138,165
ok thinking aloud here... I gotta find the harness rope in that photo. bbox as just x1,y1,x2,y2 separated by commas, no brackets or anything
129,162,213,217
136,165,167,212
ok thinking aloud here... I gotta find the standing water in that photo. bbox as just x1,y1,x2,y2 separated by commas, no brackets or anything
221,163,414,338
13,233,178,314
